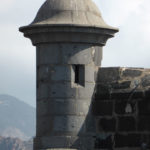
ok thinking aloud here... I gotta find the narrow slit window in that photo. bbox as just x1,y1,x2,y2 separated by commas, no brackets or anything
73,65,85,86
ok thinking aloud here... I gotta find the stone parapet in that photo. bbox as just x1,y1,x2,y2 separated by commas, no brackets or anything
96,67,150,96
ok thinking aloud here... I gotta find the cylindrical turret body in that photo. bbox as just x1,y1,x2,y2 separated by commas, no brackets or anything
19,0,118,150
35,43,102,150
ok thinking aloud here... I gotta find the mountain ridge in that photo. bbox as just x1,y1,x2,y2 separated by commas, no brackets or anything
0,94,36,140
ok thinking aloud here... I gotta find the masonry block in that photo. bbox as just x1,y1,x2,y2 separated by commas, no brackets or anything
61,44,93,65
98,117,116,132
85,65,95,82
142,75,150,87
111,92,131,100
122,69,142,77
37,99,51,116
111,91,143,100
50,83,77,98
97,67,121,83
37,83,49,99
41,136,78,148
115,133,141,148
118,116,136,132
77,83,95,99
38,66,51,81
53,116,85,132
138,116,150,131
145,89,150,99
85,115,96,133
36,116,53,136
131,91,144,98
115,101,135,115
94,134,113,149
51,99,90,116
138,100,150,115
51,65,72,81
111,81,131,89
92,101,113,116
95,84,110,100
93,46,102,66
37,44,61,65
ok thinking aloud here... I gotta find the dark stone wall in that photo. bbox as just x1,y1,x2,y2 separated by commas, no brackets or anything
93,67,150,150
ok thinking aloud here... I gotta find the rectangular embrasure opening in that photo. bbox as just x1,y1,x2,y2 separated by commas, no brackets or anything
73,65,85,86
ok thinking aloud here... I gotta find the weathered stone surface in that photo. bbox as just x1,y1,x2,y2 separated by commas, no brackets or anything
53,116,85,132
138,100,150,115
39,136,95,150
98,67,121,83
118,116,136,132
37,99,90,116
85,115,96,133
77,83,95,99
95,134,113,149
98,117,116,132
115,100,135,115
38,66,51,81
41,136,77,148
36,116,53,136
95,67,150,150
37,44,61,65
51,66,72,81
111,81,131,89
20,0,118,149
61,44,93,65
95,84,111,100
28,0,117,29
115,133,141,147
50,83,77,98
138,116,150,131
122,69,142,77
141,74,150,87
85,65,95,83
37,83,49,99
93,46,103,66
145,88,150,98
93,101,113,116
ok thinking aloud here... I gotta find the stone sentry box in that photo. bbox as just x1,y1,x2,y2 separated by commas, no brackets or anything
19,0,118,150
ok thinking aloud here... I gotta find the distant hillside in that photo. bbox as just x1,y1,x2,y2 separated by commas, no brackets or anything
0,136,33,150
0,94,36,140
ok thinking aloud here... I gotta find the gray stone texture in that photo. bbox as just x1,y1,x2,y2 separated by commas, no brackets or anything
30,0,117,29
53,116,85,132
19,0,118,150
37,99,91,116
97,67,121,83
37,44,61,65
37,83,49,99
35,43,101,150
122,68,142,77
94,67,150,150
96,67,150,93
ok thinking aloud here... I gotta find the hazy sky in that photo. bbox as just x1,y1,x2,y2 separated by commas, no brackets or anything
0,0,150,107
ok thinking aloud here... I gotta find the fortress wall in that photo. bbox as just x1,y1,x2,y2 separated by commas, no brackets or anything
94,67,150,149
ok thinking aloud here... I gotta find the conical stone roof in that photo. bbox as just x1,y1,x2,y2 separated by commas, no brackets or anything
19,0,118,45
30,0,116,30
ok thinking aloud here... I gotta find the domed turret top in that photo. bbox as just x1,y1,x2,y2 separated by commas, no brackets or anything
19,0,118,46
29,0,116,30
